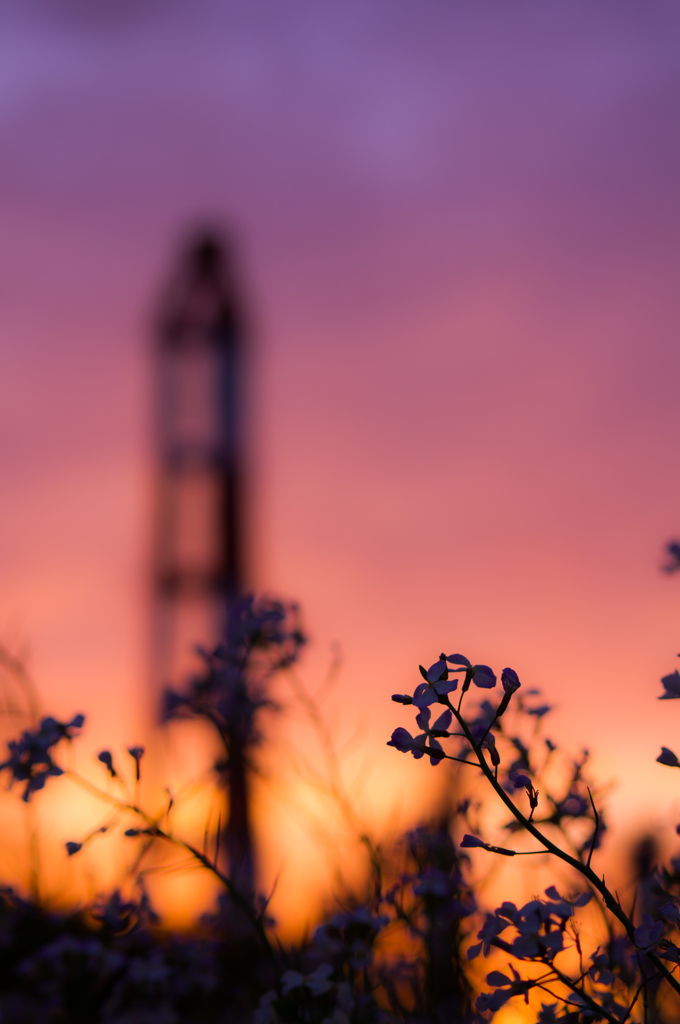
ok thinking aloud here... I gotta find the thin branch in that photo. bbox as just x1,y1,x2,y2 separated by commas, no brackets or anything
445,696,680,998
65,769,274,959
586,786,600,869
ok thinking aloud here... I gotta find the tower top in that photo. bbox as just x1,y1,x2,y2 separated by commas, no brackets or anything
187,232,227,280
159,229,243,350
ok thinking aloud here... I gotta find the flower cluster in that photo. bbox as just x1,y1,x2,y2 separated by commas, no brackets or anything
7,598,680,1021
163,594,305,731
162,596,305,769
386,647,680,1021
0,713,84,800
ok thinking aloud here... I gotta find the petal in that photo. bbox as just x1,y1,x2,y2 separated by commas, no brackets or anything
412,683,438,708
472,665,497,688
386,727,414,752
660,902,680,925
415,707,431,731
428,738,444,765
660,671,680,699
432,710,452,732
509,772,532,790
486,971,511,987
434,678,458,694
426,659,448,683
461,834,486,848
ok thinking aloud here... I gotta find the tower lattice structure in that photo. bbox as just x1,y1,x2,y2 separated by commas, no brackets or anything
151,232,245,691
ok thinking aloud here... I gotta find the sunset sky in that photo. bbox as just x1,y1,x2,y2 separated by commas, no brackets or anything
2,0,680,926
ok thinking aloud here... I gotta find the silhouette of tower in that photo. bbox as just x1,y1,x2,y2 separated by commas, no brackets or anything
152,231,245,690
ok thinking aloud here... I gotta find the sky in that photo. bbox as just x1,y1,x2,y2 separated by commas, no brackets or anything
2,0,680,927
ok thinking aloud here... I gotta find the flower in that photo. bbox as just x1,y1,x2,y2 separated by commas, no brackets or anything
475,912,511,955
659,670,680,699
412,683,441,708
588,951,614,986
460,834,486,848
98,750,116,777
386,727,443,764
634,914,663,951
660,902,680,926
281,963,333,997
460,834,517,857
413,659,459,707
412,653,497,707
424,657,448,683
476,988,512,1013
0,714,84,802
527,704,552,718
387,727,416,753
127,746,145,780
508,771,532,790
509,771,539,811
478,967,534,1013
662,541,680,574
412,710,448,764
544,886,592,912
501,668,521,694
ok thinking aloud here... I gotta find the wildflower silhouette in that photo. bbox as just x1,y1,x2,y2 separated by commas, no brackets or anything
5,597,680,1020
389,650,680,1021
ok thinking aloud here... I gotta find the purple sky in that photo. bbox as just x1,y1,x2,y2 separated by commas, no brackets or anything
2,0,680,920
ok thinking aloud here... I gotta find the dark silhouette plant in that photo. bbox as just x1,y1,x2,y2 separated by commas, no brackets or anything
1,596,680,1021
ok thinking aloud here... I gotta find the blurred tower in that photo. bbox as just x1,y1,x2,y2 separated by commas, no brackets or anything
152,232,245,691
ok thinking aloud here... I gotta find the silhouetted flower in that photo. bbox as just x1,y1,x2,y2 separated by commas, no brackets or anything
508,771,532,790
387,722,444,765
460,834,486,849
634,914,663,951
660,901,680,926
476,987,512,1012
475,912,511,955
527,704,552,718
98,750,116,777
501,668,521,694
281,963,334,996
659,670,680,699
0,714,84,801
127,746,144,780
662,540,680,574
508,771,539,813
386,728,419,753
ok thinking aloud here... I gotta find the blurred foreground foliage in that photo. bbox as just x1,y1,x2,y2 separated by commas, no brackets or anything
0,596,678,1023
